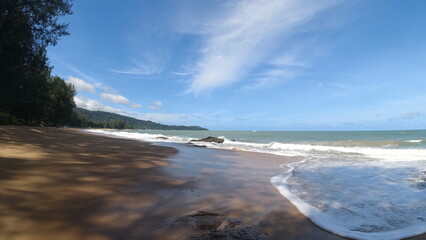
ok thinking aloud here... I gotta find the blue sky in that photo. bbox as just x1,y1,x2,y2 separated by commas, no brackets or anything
47,0,426,131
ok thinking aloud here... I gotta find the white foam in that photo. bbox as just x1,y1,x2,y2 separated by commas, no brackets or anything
208,140,426,162
272,159,426,240
86,130,426,162
268,142,426,161
85,129,190,143
405,140,423,143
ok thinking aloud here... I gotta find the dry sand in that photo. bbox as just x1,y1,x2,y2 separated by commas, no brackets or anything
0,126,424,240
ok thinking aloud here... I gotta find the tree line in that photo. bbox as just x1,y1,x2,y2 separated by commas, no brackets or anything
0,0,75,126
67,110,128,129
74,108,208,130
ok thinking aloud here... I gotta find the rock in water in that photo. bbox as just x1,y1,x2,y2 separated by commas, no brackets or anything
187,143,207,148
191,137,224,144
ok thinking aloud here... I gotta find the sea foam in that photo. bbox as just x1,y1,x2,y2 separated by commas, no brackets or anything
271,159,426,240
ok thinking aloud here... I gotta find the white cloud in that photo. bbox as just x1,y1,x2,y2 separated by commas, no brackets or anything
188,0,340,94
172,71,193,76
73,97,203,126
149,101,163,110
65,66,124,94
239,69,297,92
100,92,142,109
64,65,142,108
271,54,311,68
94,84,117,94
65,64,98,83
130,103,142,108
111,64,157,75
74,96,123,114
100,93,130,104
67,76,96,93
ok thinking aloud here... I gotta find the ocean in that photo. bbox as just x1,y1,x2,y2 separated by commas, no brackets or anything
87,129,426,240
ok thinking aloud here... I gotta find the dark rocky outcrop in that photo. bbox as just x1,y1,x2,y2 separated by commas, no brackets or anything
190,137,224,144
178,211,270,240
156,136,169,140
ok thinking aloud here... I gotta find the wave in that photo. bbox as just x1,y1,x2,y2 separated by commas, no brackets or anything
405,139,423,143
314,140,400,148
86,129,426,162
86,129,192,143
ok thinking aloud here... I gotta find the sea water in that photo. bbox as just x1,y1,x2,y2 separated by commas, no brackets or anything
87,129,426,239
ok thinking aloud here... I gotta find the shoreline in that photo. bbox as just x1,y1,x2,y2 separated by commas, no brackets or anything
1,126,425,239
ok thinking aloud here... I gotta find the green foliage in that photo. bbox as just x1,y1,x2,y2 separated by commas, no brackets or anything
0,111,25,125
46,76,76,126
69,108,208,130
0,0,73,125
109,119,126,129
66,109,103,128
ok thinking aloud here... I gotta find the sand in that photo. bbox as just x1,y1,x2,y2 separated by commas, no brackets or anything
0,126,424,240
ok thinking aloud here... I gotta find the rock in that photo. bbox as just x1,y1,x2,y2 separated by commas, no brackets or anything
178,211,270,240
187,143,207,148
191,137,224,144
156,136,169,140
186,211,231,230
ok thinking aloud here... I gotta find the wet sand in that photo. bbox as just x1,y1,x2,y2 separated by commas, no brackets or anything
0,126,424,240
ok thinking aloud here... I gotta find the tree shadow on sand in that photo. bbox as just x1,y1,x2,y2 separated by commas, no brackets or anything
0,126,197,240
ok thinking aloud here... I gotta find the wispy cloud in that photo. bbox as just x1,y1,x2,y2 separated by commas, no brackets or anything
100,93,130,104
172,71,193,76
67,76,96,93
187,0,341,94
65,64,98,83
130,103,142,108
270,54,311,68
149,101,163,110
64,65,110,92
100,93,142,108
111,62,157,75
74,96,124,114
116,15,178,77
239,69,297,92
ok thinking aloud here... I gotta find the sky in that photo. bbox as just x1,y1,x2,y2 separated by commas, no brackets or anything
47,0,426,131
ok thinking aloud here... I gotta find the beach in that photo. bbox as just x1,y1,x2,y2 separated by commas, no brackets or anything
1,126,425,240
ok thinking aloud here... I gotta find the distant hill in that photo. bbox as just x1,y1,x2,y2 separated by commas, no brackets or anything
75,108,207,130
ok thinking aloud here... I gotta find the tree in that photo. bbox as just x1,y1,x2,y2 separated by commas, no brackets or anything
46,76,76,126
0,0,73,123
110,119,126,129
